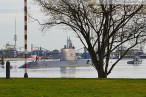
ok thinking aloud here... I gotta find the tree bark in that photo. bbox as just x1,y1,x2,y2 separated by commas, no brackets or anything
98,69,107,78
92,58,107,78
97,61,107,78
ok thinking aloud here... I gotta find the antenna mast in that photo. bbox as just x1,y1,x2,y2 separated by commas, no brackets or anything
14,17,17,49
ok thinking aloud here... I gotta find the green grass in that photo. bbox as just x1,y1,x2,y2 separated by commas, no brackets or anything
0,78,146,97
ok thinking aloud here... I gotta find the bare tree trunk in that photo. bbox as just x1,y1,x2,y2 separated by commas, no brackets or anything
92,59,107,78
98,61,107,78
98,69,107,78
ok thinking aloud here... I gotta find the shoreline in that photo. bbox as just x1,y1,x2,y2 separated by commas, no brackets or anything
4,58,34,61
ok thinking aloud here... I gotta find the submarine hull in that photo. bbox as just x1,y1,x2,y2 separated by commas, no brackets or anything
19,59,92,69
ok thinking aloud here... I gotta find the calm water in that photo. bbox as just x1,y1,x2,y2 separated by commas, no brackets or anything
0,59,146,78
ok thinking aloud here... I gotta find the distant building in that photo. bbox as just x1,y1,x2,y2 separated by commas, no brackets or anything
3,48,18,58
0,43,18,58
114,46,144,58
49,49,61,59
5,43,15,50
81,47,90,59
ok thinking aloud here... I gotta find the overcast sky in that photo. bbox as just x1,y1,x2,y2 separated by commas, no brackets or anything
0,0,83,52
1,0,146,53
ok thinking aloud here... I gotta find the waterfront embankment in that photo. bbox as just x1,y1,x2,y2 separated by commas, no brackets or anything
4,58,34,61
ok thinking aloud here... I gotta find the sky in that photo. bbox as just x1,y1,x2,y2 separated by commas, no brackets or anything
0,0,83,52
1,0,146,53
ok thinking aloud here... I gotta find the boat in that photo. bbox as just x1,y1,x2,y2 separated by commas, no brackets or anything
127,56,142,64
19,37,92,68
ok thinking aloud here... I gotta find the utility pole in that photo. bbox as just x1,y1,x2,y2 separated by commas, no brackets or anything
24,0,28,78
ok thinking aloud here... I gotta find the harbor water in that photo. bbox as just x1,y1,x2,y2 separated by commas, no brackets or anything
0,59,146,78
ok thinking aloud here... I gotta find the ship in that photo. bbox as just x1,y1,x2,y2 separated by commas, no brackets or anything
19,37,92,68
127,56,142,64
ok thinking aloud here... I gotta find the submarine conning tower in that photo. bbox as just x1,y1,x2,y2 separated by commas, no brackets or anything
61,37,76,61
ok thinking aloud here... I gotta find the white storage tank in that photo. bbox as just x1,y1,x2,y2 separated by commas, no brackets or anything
61,48,76,61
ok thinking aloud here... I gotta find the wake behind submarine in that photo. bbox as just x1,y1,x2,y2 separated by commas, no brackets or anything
19,38,92,69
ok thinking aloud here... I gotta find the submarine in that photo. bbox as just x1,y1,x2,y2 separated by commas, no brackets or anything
19,38,92,69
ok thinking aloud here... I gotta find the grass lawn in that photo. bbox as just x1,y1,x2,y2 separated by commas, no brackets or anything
0,78,146,97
